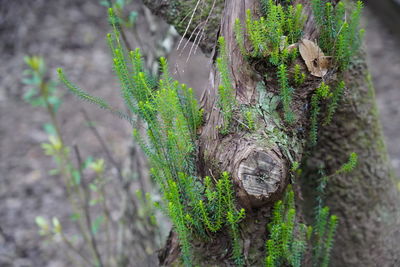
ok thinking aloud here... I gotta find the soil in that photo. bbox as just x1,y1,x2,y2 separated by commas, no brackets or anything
0,1,399,266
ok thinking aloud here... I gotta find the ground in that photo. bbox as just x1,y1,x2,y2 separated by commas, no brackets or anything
0,1,399,266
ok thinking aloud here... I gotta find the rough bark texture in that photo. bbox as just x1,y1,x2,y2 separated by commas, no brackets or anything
142,0,400,266
302,59,400,266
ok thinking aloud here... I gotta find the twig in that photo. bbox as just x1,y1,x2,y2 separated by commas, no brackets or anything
80,109,148,258
107,0,134,51
61,233,94,266
80,109,124,184
74,145,104,267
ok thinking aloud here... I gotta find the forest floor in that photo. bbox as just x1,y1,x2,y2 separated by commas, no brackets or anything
0,1,399,266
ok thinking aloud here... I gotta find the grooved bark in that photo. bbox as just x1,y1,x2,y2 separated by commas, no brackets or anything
142,1,400,266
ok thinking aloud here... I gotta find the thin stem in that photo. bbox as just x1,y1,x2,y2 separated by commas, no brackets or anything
74,145,104,267
39,80,93,253
80,109,124,183
61,233,94,266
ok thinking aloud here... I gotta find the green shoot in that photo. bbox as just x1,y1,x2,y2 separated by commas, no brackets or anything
278,64,295,124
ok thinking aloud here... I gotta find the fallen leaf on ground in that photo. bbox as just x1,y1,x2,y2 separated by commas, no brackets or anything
299,39,330,77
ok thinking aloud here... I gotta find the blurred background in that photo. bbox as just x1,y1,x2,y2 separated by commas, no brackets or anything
0,0,399,266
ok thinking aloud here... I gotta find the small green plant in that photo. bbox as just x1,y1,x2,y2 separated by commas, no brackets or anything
311,153,357,266
239,1,305,61
293,64,306,86
101,0,147,61
278,64,295,124
309,94,320,147
315,82,331,100
308,80,348,145
324,81,345,125
321,215,339,267
234,2,306,126
22,56,62,135
336,152,358,174
58,8,245,266
243,109,256,131
313,205,338,267
265,185,308,267
311,0,364,70
309,82,331,146
101,0,138,30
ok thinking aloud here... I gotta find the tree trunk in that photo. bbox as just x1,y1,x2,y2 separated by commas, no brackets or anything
142,0,400,266
302,60,400,266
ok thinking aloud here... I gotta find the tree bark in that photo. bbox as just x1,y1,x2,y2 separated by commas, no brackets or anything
302,60,400,266
142,0,400,266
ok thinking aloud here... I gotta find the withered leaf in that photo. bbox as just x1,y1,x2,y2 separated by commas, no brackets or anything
299,39,330,77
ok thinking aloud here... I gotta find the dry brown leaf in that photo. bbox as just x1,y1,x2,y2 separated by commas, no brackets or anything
287,43,298,53
299,39,330,77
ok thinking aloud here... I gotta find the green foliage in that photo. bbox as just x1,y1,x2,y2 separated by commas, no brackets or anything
293,64,306,86
336,152,358,174
223,172,246,265
311,0,364,70
265,153,357,267
278,64,295,124
310,152,358,267
58,9,246,266
216,36,236,133
23,56,61,113
198,173,245,264
259,0,271,16
312,174,339,267
238,2,305,61
286,4,305,44
309,81,341,146
313,206,337,267
166,180,193,265
101,0,138,28
316,82,331,99
243,109,256,131
324,81,345,125
321,215,338,267
309,93,320,147
234,2,306,126
51,1,365,265
265,185,308,267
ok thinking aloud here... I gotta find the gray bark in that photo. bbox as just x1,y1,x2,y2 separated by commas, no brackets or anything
302,59,400,266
